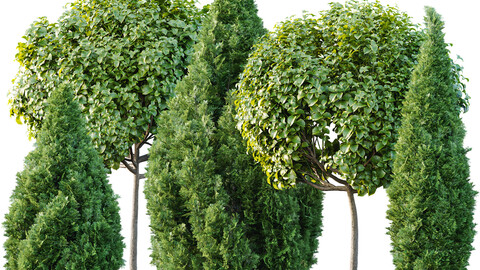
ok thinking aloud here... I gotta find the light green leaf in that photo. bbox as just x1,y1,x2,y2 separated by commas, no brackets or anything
292,135,301,144
370,40,378,53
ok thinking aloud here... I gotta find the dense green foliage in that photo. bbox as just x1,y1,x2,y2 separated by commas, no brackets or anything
144,0,323,268
387,7,476,269
8,0,201,169
217,99,323,269
3,85,124,269
234,0,422,195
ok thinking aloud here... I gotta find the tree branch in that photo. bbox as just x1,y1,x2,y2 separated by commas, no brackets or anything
363,149,376,167
299,171,334,188
138,154,149,163
128,147,134,161
122,159,137,174
299,177,351,192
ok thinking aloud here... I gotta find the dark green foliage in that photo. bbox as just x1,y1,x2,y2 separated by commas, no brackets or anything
145,0,323,268
217,99,324,269
387,7,476,269
145,78,257,269
3,85,124,270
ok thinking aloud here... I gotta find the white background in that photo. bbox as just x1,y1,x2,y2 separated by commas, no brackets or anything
1,1,478,269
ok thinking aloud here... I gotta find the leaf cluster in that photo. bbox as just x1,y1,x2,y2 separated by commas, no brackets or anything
9,0,202,169
235,0,422,195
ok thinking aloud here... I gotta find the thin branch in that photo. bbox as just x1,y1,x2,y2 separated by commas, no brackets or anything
138,116,155,149
300,171,333,188
122,159,137,174
299,177,351,192
139,133,155,149
363,149,376,167
298,129,350,187
138,154,149,163
326,172,349,186
305,149,349,186
129,147,134,161
139,174,146,180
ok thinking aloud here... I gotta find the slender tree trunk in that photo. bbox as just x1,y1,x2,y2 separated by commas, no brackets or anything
130,143,140,270
346,185,358,270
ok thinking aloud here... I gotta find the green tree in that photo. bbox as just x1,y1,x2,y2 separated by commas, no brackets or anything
216,98,324,269
3,85,124,270
234,1,422,269
144,0,323,268
7,1,201,268
386,7,475,269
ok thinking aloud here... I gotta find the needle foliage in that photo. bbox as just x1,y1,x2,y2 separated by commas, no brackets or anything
387,7,476,269
144,0,323,268
3,85,124,270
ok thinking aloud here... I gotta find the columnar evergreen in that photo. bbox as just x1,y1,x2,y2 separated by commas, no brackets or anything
144,0,323,268
3,85,124,269
216,98,323,269
387,7,476,269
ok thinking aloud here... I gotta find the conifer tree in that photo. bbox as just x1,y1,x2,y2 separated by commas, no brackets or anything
3,85,124,270
387,7,476,269
145,0,323,268
216,98,323,269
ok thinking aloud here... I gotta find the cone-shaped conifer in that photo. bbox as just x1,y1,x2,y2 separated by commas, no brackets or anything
3,85,124,270
145,0,323,268
387,7,476,269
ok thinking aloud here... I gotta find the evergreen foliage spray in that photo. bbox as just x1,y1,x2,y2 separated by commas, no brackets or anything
3,85,124,269
144,0,324,268
387,7,476,269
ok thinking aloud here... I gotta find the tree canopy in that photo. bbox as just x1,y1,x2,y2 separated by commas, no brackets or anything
144,0,323,268
387,7,475,269
8,0,201,169
234,0,423,195
3,84,124,270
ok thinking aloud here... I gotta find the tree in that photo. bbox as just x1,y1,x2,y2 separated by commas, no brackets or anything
216,96,324,269
234,1,422,269
3,84,124,270
386,7,475,269
144,0,323,268
7,1,201,268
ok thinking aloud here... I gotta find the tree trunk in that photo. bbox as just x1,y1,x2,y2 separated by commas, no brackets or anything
129,144,140,270
346,185,358,270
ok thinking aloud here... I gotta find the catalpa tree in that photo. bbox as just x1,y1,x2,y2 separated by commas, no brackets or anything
7,0,202,269
234,1,422,269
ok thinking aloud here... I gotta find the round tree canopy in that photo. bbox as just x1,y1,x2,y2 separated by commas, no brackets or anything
235,1,422,195
9,0,201,169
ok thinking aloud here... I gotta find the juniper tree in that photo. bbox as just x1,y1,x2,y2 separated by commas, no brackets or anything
216,99,324,269
387,7,475,269
3,85,124,270
144,0,323,268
